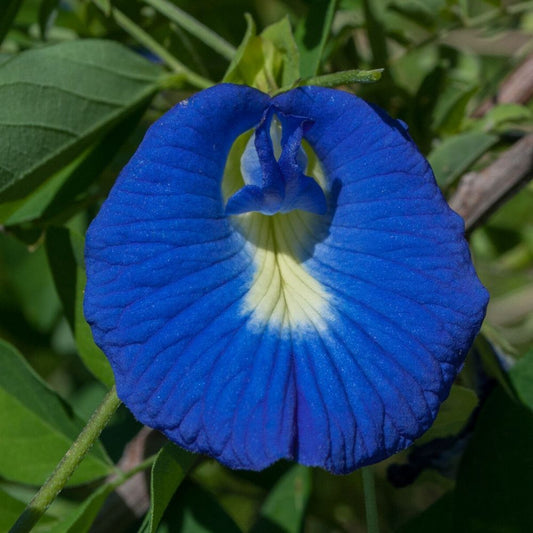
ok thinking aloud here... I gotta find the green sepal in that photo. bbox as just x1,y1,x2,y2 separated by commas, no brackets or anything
223,14,300,94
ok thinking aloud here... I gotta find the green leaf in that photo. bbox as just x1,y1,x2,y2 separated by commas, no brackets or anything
1,487,57,532
223,15,300,93
0,39,161,203
1,104,147,226
476,103,533,133
295,0,337,78
388,0,437,30
156,482,241,533
432,83,478,134
251,465,311,533
362,0,389,67
38,0,60,39
0,0,23,44
415,385,478,445
509,348,533,412
454,387,533,531
0,233,62,332
45,227,114,387
0,340,113,485
46,483,114,533
139,444,196,533
143,0,236,60
428,131,498,188
474,332,515,397
261,17,300,89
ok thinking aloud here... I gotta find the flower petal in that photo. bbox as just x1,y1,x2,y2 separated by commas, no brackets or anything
271,86,488,470
84,84,488,474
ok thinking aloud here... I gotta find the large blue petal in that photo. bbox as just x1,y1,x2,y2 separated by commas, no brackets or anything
84,84,488,474
271,87,488,471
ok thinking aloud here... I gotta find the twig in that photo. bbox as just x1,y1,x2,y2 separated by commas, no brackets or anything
449,133,533,232
472,54,533,117
90,428,166,533
10,387,122,533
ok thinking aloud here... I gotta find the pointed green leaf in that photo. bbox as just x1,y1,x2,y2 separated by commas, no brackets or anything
0,0,23,44
432,83,478,134
155,483,241,533
143,0,235,60
477,103,532,133
261,17,300,88
38,0,60,39
223,15,300,93
0,340,113,485
0,106,147,226
251,465,311,533
0,39,161,203
46,483,114,533
45,227,114,387
139,444,196,533
509,348,533,412
295,0,337,78
428,131,498,188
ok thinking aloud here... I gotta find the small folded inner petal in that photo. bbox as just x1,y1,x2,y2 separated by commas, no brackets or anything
226,107,327,216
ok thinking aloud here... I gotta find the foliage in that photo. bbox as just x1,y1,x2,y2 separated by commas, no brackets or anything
1,0,532,531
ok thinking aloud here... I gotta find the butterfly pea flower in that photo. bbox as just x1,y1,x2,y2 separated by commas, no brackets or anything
84,84,488,474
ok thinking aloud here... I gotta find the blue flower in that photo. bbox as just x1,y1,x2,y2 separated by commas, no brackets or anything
84,84,488,474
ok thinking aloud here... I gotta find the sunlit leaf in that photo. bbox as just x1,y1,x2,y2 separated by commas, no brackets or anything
0,340,112,485
0,39,161,203
223,15,299,93
0,105,147,226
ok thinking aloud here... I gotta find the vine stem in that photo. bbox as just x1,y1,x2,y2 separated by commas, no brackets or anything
362,466,380,533
91,0,212,89
143,0,236,60
9,387,122,533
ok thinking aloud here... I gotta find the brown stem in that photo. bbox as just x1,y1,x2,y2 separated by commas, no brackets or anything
90,428,166,533
449,133,533,232
472,53,533,117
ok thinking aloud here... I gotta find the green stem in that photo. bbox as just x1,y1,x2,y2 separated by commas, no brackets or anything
143,0,236,60
9,387,122,533
91,0,212,89
302,68,384,87
110,453,158,489
362,466,379,533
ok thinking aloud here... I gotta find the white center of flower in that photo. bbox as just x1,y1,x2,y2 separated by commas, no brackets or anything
223,118,332,333
234,210,331,333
